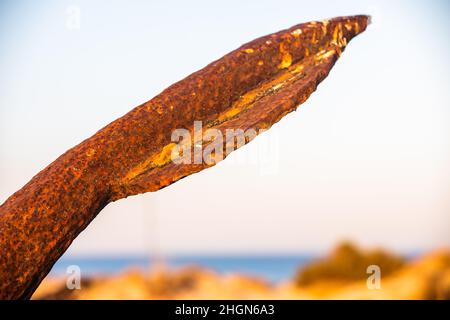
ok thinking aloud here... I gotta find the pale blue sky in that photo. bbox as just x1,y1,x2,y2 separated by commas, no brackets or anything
0,0,449,256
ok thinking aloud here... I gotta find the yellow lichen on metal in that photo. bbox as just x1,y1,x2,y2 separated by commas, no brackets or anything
278,43,293,69
124,142,177,181
216,61,306,124
321,19,329,35
291,29,302,37
85,148,96,157
314,49,336,62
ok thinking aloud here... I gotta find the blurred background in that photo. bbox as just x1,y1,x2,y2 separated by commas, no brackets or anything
0,0,449,299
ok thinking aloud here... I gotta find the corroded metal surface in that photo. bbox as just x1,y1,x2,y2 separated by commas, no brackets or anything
0,15,369,299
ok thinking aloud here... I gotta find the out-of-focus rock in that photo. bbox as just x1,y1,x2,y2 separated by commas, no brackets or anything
294,242,405,286
327,249,450,299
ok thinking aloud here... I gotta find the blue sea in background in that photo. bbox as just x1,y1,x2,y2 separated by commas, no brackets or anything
49,255,316,283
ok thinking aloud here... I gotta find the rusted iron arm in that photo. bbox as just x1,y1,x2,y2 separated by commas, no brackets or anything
0,15,369,299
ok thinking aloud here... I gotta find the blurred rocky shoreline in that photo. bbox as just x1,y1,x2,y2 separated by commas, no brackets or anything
33,243,450,300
